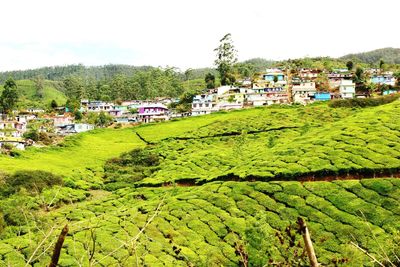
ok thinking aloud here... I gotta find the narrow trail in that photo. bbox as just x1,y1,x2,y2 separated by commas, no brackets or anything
160,125,300,141
134,169,400,188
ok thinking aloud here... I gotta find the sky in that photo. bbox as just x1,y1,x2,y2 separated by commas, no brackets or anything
0,0,399,71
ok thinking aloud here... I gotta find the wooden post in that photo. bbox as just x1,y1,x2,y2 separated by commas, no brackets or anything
49,224,69,267
297,217,318,267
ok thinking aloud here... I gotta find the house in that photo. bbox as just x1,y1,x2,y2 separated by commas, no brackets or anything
370,75,396,86
216,86,245,110
328,71,353,89
49,114,74,127
0,139,26,150
263,68,286,86
383,89,398,95
26,108,45,113
298,69,320,80
0,119,27,138
138,103,169,123
247,87,289,106
108,109,124,117
56,123,94,135
114,116,138,123
155,97,180,106
314,92,331,101
339,80,356,99
0,116,27,149
85,101,114,112
192,94,218,116
292,82,317,104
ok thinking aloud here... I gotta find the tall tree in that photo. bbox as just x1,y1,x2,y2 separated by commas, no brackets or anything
33,75,45,99
63,76,85,100
205,73,216,89
214,33,238,85
379,59,385,74
0,78,19,115
50,99,58,109
184,68,193,81
346,61,353,71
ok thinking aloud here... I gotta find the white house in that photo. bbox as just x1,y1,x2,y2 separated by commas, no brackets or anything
339,80,356,99
84,101,114,112
26,108,45,113
191,94,218,116
292,82,317,104
247,87,289,106
370,75,396,86
56,123,94,135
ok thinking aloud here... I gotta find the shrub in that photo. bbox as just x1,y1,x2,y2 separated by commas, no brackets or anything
104,147,161,186
329,94,400,108
3,170,63,195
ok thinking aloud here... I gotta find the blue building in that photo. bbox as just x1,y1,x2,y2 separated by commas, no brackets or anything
263,73,285,82
383,90,398,95
314,92,331,101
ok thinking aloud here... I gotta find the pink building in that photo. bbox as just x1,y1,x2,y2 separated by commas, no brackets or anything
138,104,169,123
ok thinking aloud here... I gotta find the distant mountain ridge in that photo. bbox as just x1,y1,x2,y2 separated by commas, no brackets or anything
340,47,400,65
1,48,399,84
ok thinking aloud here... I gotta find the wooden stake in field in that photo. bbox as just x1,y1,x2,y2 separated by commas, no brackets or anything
297,217,319,267
49,224,69,267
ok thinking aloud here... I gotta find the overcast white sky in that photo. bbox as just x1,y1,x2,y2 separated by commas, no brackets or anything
0,0,399,71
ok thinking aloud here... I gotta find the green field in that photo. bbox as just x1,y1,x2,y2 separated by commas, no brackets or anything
1,101,400,266
0,127,143,189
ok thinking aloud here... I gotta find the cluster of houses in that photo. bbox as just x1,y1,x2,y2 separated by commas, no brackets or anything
191,68,399,116
80,98,175,123
1,67,398,150
0,99,175,150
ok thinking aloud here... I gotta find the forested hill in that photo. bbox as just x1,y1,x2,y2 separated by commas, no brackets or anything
340,47,400,65
0,64,153,83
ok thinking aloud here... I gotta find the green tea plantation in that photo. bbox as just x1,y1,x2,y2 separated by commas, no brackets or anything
1,101,400,266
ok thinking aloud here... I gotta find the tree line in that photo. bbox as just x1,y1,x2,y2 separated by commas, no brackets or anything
61,67,186,102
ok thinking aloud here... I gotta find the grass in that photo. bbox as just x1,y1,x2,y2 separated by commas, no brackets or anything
0,79,67,108
0,127,144,177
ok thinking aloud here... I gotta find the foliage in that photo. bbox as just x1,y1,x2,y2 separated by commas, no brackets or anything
341,47,400,65
205,72,216,89
329,93,400,108
50,99,58,109
1,170,63,196
104,148,160,188
0,79,67,109
214,33,238,85
0,78,18,114
74,110,83,121
23,129,39,141
346,61,354,71
0,179,398,265
95,111,113,127
0,102,400,265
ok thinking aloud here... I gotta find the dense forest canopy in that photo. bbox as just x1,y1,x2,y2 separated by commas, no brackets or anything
340,47,400,65
0,64,154,83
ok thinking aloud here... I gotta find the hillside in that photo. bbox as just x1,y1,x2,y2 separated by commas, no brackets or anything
340,47,400,65
0,102,400,266
0,79,67,109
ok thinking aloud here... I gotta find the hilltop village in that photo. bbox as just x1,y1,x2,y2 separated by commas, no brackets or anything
0,66,399,151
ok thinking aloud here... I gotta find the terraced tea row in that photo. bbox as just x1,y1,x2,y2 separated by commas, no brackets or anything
115,102,400,186
0,179,399,266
